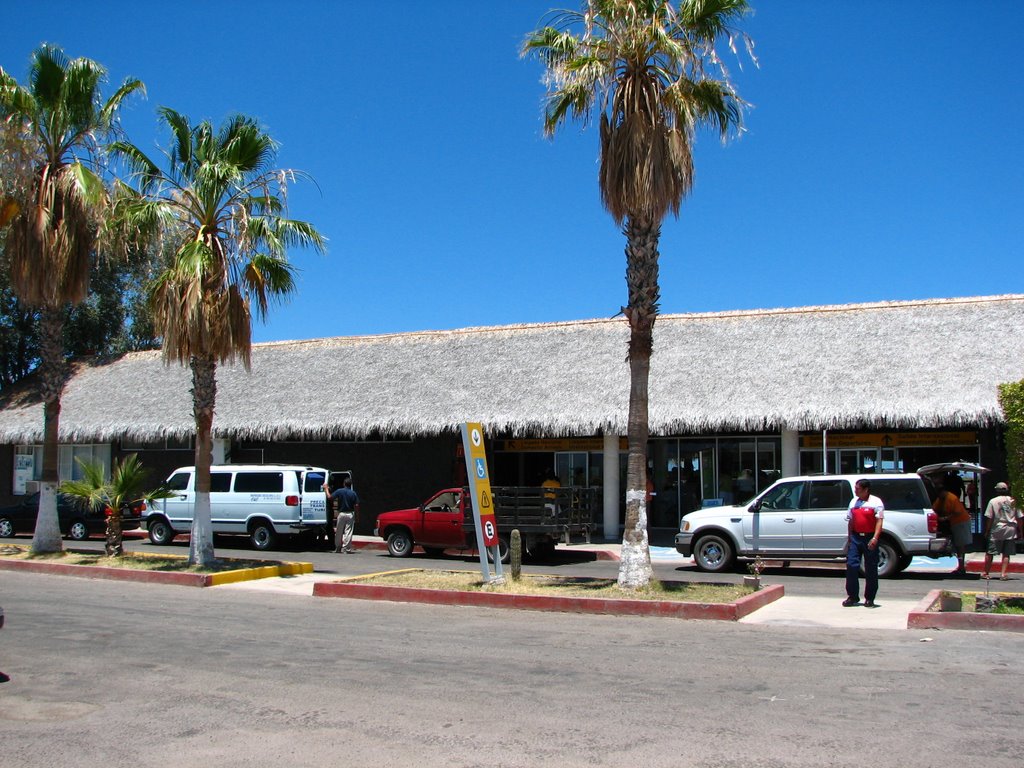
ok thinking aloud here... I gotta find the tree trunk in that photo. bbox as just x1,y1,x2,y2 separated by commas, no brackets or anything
188,355,217,567
105,506,123,557
31,307,66,554
617,214,660,589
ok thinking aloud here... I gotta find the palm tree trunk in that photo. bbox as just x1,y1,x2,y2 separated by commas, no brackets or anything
617,214,660,588
188,355,217,567
105,506,123,557
31,307,66,554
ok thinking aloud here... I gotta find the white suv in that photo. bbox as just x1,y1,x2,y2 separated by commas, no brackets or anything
674,473,948,578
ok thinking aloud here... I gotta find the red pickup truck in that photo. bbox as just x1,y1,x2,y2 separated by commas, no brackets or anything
374,486,597,562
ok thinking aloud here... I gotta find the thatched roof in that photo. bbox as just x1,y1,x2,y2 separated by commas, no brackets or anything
1,295,1022,443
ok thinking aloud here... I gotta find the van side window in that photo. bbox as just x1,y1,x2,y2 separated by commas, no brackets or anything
167,472,191,491
305,472,326,493
210,473,231,493
234,472,284,493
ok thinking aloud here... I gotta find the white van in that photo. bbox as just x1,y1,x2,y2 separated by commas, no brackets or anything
145,464,337,550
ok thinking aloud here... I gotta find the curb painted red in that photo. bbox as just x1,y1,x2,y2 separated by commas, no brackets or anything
907,589,1024,632
0,558,212,586
312,578,783,620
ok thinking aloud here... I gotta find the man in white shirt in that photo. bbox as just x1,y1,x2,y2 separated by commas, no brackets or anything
844,478,885,608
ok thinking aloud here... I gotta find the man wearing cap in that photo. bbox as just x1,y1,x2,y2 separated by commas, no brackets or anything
982,482,1022,580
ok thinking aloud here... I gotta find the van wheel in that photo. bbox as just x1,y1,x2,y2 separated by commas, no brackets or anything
250,522,276,551
693,534,734,573
387,530,413,557
148,519,175,545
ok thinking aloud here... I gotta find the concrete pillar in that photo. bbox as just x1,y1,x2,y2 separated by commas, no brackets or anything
212,438,229,465
781,428,799,478
603,434,621,541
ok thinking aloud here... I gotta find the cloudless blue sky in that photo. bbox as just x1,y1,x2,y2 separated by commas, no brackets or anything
4,1,1022,343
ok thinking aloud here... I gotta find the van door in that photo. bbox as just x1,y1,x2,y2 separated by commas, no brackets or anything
161,470,194,530
210,470,238,533
301,469,329,527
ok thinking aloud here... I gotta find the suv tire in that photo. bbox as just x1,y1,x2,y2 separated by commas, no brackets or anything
694,533,735,573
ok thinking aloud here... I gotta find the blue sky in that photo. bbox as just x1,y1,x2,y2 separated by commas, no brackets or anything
4,1,1022,343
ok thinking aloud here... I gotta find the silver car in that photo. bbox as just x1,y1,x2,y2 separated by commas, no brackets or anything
675,473,949,578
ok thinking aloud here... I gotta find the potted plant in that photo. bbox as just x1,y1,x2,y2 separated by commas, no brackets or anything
744,556,765,590
938,590,962,612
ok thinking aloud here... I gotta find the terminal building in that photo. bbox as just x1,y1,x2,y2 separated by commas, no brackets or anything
1,294,1022,542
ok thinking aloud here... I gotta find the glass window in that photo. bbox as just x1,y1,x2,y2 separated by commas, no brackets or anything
234,472,283,493
871,479,929,511
759,481,804,510
807,480,853,509
425,491,459,512
167,472,191,491
210,473,232,493
304,472,327,492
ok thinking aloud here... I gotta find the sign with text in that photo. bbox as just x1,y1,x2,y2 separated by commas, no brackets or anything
461,422,499,548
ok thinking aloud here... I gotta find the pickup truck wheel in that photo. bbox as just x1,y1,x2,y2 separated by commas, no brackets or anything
387,530,414,557
249,522,276,551
867,539,900,579
486,536,510,564
148,519,175,545
693,534,734,573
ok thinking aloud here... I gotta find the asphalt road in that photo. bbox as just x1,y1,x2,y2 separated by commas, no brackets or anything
3,540,1023,767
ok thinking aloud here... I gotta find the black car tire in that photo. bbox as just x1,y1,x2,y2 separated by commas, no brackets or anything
693,533,735,573
387,530,413,557
67,519,89,541
0,517,13,538
249,521,276,551
148,518,176,546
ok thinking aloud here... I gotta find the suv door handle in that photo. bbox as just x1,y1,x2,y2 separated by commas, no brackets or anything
783,517,797,523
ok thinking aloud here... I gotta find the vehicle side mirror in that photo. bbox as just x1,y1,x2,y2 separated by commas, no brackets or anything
749,499,762,513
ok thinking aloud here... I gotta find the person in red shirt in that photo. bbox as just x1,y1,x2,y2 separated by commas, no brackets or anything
844,478,885,608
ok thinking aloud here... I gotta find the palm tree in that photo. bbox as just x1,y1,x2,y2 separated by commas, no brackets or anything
113,109,326,566
523,1,752,587
60,453,174,557
0,45,143,554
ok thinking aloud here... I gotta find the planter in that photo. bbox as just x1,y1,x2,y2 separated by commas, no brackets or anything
743,575,761,591
939,592,962,612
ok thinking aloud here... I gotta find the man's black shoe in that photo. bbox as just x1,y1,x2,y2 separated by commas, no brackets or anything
842,598,860,607
864,601,880,608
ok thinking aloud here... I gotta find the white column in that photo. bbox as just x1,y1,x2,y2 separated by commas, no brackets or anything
212,438,229,465
781,428,799,478
603,434,621,541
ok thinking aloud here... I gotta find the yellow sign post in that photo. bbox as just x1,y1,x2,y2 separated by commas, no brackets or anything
461,422,503,583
